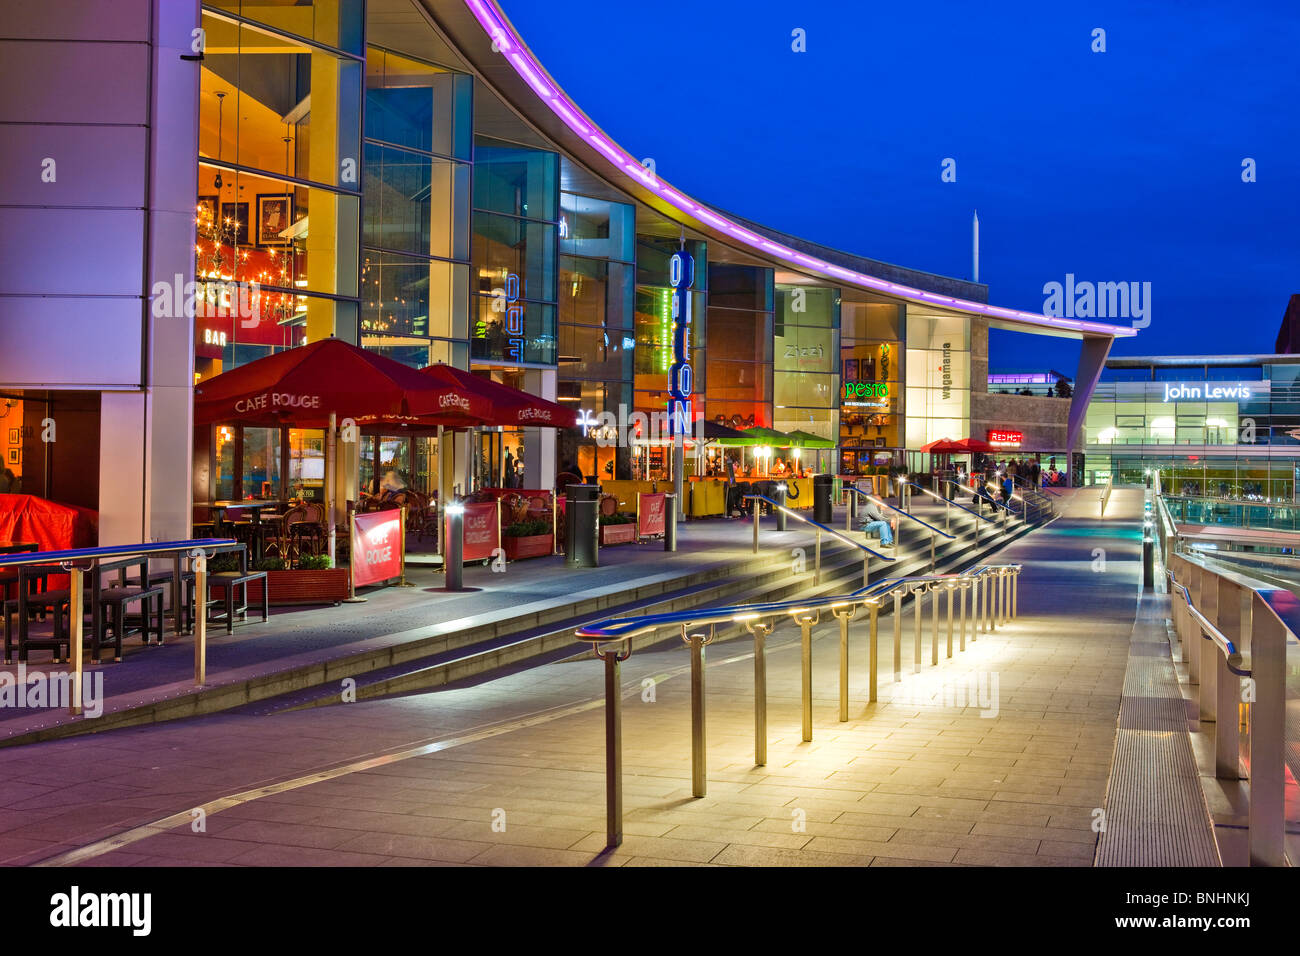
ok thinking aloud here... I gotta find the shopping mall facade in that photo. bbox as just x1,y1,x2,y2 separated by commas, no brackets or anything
0,0,1137,545
1080,353,1300,497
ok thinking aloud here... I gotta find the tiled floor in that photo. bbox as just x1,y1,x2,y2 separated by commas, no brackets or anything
0,489,1146,867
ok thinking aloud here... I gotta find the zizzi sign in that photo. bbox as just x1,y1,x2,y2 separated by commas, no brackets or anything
666,251,695,436
988,429,1023,446
1161,382,1254,402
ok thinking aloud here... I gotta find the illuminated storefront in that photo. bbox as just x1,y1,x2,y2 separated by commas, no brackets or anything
1081,355,1300,498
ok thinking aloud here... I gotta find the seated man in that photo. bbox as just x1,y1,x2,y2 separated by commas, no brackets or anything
858,498,896,547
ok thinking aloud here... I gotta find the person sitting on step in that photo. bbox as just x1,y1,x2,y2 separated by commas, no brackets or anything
859,498,896,547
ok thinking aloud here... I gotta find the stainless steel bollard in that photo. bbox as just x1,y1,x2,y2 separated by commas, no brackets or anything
892,591,903,683
834,606,855,722
746,621,772,766
796,612,819,742
685,627,710,798
868,602,880,703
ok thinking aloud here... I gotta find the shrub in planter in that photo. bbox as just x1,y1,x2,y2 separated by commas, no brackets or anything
227,553,349,606
502,519,553,560
599,511,637,545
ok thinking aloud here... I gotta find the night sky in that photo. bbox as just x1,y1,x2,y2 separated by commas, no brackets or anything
499,0,1300,373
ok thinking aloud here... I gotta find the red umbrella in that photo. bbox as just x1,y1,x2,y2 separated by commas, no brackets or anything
419,364,578,428
953,437,993,453
194,338,490,427
920,437,963,453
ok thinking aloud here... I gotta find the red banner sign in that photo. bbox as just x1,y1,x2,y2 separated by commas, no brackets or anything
637,493,667,538
351,510,403,587
988,429,1024,446
457,501,501,563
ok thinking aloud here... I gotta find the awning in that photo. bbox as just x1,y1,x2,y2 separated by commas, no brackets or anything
194,338,490,428
419,364,578,428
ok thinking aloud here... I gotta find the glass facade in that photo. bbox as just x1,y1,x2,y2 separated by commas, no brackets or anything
1082,360,1300,497
773,285,838,441
703,264,771,430
556,193,635,481
470,138,559,366
195,4,364,382
839,299,903,473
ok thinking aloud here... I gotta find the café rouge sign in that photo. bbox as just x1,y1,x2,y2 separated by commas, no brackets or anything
233,392,321,413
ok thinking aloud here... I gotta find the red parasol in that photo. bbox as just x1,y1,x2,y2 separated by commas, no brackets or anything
193,338,490,428
418,364,578,428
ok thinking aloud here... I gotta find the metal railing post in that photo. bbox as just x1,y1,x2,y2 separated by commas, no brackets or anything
594,641,628,849
685,626,711,798
868,602,879,703
985,574,994,632
1248,596,1286,866
930,531,936,571
68,567,84,716
959,579,969,650
930,583,940,665
746,622,771,766
814,531,822,586
796,612,819,742
892,591,903,682
194,555,208,686
1012,569,1019,619
913,585,924,673
1197,571,1220,722
834,606,855,721
752,504,759,554
946,583,955,658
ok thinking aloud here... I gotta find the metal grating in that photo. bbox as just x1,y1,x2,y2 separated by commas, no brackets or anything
1095,593,1221,866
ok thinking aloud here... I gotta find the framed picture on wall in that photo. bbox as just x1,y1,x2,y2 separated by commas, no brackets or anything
843,359,858,381
6,448,18,465
220,202,250,245
197,195,218,231
6,428,17,445
256,194,294,248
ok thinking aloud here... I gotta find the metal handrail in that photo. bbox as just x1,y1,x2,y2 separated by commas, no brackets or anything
945,480,1019,517
743,493,894,562
1166,568,1245,673
0,538,237,569
575,562,1024,848
896,479,997,522
1165,551,1294,866
0,537,242,709
846,486,955,539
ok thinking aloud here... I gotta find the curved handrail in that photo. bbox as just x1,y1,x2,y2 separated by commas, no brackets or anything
845,486,955,539
896,480,998,522
932,480,1017,518
574,567,1023,642
0,538,239,569
1167,566,1247,674
744,493,894,562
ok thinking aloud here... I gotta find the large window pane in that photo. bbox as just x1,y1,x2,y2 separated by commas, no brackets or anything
204,0,365,56
473,138,558,221
362,253,467,339
472,212,557,304
366,48,472,159
363,143,466,260
560,194,634,262
471,299,556,365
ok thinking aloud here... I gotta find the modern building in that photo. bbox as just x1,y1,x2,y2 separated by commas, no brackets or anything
0,0,1137,546
1079,353,1300,496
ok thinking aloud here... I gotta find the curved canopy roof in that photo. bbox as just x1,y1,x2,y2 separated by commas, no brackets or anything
433,0,1137,342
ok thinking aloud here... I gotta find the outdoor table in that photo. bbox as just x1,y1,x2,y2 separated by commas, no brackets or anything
211,500,279,561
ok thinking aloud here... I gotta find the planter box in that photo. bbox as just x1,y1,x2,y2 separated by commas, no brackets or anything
502,534,553,561
219,569,351,607
600,523,638,546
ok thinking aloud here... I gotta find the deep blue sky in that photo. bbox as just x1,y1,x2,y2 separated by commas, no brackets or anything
500,0,1300,372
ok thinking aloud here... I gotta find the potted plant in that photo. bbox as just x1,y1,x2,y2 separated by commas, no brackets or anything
217,554,351,607
501,518,553,561
599,511,637,546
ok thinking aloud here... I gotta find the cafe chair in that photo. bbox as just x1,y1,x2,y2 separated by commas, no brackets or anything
200,548,269,634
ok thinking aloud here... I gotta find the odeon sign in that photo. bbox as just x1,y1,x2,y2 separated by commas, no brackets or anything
234,392,321,414
666,250,695,435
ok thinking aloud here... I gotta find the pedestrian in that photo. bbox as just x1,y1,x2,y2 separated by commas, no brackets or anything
858,498,896,547
503,446,515,487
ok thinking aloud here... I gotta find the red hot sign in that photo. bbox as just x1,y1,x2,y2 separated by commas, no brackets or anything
988,429,1024,446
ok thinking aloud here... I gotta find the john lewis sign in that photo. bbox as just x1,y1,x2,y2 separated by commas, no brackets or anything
1161,382,1255,402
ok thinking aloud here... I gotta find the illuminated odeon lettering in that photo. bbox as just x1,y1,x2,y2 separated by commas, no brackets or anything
505,273,523,361
667,251,695,435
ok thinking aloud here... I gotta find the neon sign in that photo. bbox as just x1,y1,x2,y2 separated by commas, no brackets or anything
842,381,889,408
667,251,694,435
1161,382,1252,402
988,429,1023,446
505,273,523,360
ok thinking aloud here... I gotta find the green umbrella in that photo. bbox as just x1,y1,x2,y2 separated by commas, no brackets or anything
735,426,795,447
785,429,835,449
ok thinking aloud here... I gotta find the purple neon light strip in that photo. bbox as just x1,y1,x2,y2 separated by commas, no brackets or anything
463,0,1136,338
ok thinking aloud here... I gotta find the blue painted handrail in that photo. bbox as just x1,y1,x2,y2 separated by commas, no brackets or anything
744,493,895,562
0,538,239,569
897,480,998,522
846,486,955,539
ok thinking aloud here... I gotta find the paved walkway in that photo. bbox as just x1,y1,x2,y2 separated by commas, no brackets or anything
0,488,1152,867
0,493,1013,740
